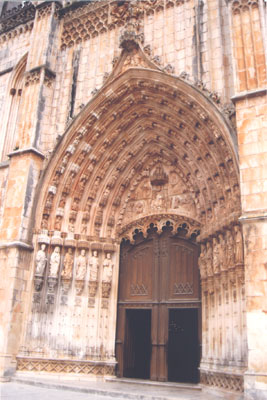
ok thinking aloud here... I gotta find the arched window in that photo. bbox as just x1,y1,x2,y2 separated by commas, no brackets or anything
1,54,27,161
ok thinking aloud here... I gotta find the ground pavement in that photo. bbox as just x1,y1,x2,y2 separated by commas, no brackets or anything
0,377,244,400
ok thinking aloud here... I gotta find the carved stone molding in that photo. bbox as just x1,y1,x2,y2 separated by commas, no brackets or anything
25,66,56,88
16,357,116,376
118,214,201,242
200,370,244,393
88,280,98,298
25,69,41,87
0,2,35,35
59,0,190,50
230,0,259,14
36,2,61,20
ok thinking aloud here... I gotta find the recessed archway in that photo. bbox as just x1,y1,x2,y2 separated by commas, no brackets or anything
17,43,245,394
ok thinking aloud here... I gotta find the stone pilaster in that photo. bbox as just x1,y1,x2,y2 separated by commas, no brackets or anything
235,91,267,398
0,2,61,380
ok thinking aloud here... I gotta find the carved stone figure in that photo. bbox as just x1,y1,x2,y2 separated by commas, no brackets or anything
41,214,49,230
49,246,60,277
199,244,207,279
68,218,75,233
102,253,113,283
226,230,234,268
213,237,220,274
35,244,47,276
152,193,165,210
61,248,74,279
89,250,99,281
54,215,62,231
234,225,243,264
76,249,87,280
206,242,213,276
218,233,227,271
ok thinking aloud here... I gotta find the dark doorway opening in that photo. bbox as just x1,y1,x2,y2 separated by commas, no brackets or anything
123,309,151,379
168,308,199,383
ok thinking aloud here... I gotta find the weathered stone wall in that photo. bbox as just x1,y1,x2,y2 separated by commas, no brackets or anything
236,93,267,399
0,0,266,397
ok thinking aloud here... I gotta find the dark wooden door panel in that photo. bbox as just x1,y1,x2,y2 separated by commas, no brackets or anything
116,233,200,382
119,240,154,302
168,241,199,300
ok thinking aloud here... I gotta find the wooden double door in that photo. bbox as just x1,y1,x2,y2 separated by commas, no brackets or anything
116,231,201,382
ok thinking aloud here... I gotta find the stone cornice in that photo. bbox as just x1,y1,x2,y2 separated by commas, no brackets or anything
0,66,13,76
0,2,35,35
239,211,267,223
231,88,267,103
35,1,62,10
26,65,56,78
8,147,45,160
0,241,33,251
59,1,96,19
0,159,9,169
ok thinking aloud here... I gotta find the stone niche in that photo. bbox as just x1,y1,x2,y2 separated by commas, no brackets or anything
17,235,119,378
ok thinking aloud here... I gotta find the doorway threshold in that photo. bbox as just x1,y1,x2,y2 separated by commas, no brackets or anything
105,377,202,391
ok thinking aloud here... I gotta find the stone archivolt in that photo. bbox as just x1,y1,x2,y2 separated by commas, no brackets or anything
37,46,240,243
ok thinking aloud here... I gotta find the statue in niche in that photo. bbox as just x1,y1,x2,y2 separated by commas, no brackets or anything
226,230,234,268
89,250,99,281
234,225,243,264
54,215,62,231
213,237,220,274
102,253,113,283
198,244,207,279
61,248,74,279
71,198,80,212
49,246,61,277
41,214,49,230
206,242,213,276
59,194,67,208
35,244,47,276
218,233,227,271
81,220,88,234
76,249,87,280
68,218,75,233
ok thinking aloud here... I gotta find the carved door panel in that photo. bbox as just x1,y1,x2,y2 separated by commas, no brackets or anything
118,239,154,302
116,233,200,381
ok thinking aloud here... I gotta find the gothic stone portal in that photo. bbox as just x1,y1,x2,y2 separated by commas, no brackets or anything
116,229,200,382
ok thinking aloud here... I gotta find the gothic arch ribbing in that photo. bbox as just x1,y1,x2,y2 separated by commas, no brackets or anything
35,67,240,242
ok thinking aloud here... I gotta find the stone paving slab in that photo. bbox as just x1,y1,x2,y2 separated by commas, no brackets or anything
0,376,244,400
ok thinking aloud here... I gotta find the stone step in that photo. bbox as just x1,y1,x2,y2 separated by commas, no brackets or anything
12,374,242,400
106,377,202,391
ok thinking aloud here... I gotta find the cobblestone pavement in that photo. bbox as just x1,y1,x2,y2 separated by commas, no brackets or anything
0,380,243,400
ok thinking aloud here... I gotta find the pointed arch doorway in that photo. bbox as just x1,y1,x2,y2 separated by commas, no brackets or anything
115,225,201,383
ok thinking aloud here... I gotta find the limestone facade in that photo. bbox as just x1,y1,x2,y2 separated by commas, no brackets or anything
0,1,266,399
